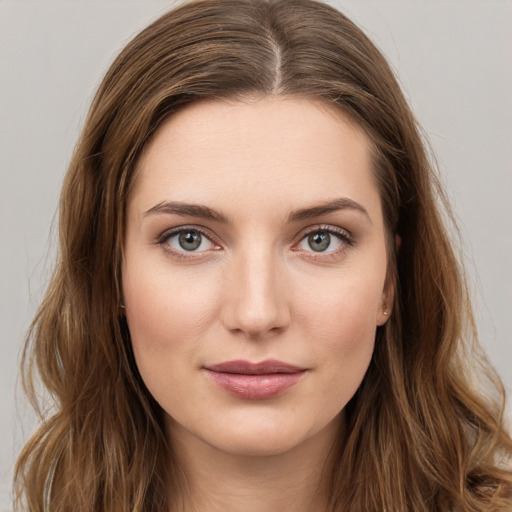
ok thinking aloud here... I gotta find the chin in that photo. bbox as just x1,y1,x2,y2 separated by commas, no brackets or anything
219,430,306,457
179,410,342,459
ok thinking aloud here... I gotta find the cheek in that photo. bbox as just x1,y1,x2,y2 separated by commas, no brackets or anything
122,263,220,373
294,268,383,386
298,267,383,335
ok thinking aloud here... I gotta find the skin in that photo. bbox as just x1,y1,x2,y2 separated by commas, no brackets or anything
123,96,393,511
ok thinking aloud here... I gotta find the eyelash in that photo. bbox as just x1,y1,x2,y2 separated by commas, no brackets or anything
155,224,354,261
295,224,354,261
155,225,221,260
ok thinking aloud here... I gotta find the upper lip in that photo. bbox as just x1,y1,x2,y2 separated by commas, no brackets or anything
204,359,305,375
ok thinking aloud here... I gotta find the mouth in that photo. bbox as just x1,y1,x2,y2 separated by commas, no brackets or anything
203,359,307,400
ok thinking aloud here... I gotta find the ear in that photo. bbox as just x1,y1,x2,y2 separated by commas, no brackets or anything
376,234,400,326
376,277,394,326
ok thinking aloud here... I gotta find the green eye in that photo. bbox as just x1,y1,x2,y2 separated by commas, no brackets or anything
307,232,331,252
178,231,202,251
163,229,217,253
297,227,352,256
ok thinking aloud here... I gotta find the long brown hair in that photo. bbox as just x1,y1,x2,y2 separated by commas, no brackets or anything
14,0,512,510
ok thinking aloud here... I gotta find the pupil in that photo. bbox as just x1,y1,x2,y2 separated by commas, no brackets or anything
308,232,330,252
179,231,201,251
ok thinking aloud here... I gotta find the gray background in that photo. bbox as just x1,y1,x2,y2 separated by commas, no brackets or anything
1,1,511,509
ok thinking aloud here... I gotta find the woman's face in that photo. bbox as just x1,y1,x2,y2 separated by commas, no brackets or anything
123,96,392,458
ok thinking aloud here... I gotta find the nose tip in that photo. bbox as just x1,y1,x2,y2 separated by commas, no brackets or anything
229,296,289,338
221,254,290,338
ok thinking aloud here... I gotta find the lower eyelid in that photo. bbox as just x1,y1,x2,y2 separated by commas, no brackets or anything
169,233,212,251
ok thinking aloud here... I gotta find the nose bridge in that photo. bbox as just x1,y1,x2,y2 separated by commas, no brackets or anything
222,242,290,337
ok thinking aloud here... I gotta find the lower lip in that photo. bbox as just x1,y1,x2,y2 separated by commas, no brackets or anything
206,370,305,400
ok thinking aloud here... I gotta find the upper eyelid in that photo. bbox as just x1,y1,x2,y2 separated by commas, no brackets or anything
294,224,352,241
157,225,218,244
300,224,350,235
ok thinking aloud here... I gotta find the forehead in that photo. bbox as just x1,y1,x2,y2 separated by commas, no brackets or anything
130,96,380,219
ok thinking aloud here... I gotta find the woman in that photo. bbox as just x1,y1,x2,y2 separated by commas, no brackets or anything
14,0,512,510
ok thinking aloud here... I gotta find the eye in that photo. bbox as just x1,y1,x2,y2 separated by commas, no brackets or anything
296,227,353,255
160,228,219,254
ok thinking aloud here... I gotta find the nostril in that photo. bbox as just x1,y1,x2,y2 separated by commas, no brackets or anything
223,304,291,338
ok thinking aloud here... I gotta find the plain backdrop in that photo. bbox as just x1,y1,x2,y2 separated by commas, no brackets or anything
1,0,511,509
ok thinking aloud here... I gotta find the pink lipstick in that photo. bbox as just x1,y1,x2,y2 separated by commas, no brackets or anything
204,359,306,400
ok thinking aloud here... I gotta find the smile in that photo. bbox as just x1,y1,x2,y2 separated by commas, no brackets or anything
204,359,307,400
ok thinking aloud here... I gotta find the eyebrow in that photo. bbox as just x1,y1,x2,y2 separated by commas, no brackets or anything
143,197,370,224
143,201,229,223
287,197,371,223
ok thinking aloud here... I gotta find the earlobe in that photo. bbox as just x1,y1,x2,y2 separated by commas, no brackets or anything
377,303,391,326
377,235,399,326
377,272,395,326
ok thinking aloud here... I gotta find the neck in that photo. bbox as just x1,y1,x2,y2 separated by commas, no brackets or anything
166,416,343,512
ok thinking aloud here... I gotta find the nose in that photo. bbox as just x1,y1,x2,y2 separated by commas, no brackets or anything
221,246,291,338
